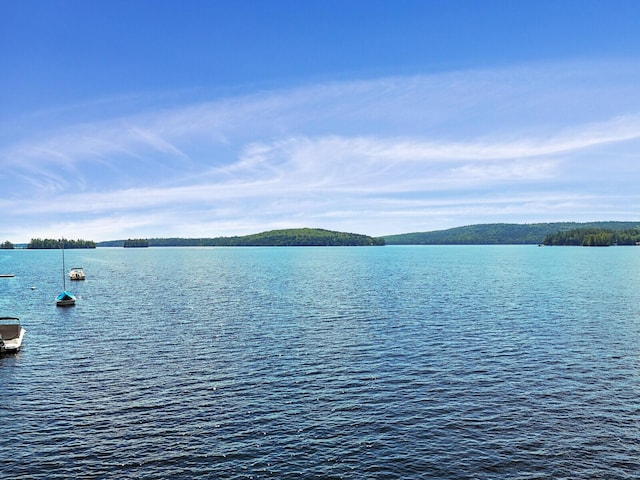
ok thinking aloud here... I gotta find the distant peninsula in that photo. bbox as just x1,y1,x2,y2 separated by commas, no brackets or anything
542,227,640,246
98,228,385,247
382,222,640,245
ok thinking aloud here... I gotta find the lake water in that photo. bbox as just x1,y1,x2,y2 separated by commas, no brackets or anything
1,245,640,479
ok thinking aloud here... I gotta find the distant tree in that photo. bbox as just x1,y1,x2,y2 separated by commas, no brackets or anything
0,241,14,249
582,232,612,246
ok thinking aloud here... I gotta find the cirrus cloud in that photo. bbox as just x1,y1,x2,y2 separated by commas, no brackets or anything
2,61,640,241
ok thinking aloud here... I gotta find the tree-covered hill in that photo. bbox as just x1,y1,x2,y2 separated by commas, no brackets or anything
98,228,385,247
219,228,385,246
383,222,640,245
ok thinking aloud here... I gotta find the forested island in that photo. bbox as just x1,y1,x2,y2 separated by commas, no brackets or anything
26,238,96,249
383,222,640,245
542,228,640,246
99,228,385,247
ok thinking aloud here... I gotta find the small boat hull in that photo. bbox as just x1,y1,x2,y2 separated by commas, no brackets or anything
69,267,85,281
56,291,76,307
0,318,26,354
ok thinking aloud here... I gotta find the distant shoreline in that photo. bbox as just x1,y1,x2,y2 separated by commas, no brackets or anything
7,222,640,248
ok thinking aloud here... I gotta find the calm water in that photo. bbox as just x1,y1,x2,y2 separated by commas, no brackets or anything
1,245,640,479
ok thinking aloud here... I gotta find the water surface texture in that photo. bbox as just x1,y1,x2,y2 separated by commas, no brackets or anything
1,246,640,479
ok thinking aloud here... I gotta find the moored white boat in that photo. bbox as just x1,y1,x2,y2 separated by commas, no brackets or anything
69,267,85,280
0,317,26,354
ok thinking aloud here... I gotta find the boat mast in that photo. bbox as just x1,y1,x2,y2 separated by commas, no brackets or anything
61,240,66,291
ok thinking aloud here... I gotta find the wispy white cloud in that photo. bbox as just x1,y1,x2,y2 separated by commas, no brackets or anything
2,61,640,241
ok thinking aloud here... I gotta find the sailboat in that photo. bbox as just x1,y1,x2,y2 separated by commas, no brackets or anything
56,241,76,307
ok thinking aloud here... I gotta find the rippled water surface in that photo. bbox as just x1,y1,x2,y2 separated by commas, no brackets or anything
2,245,640,479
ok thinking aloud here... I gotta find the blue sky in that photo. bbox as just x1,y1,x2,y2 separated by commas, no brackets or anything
2,0,640,242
